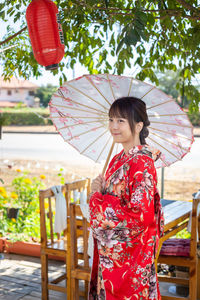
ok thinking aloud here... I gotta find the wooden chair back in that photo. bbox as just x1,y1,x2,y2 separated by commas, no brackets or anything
189,198,199,259
157,197,200,300
39,185,67,248
65,179,91,300
65,179,90,207
39,185,68,300
39,178,90,248
39,178,91,300
69,203,91,300
70,203,90,271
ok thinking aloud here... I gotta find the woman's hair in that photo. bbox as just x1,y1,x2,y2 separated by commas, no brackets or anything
108,97,150,145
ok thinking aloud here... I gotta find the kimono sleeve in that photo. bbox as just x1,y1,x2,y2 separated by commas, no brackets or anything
89,155,157,230
127,155,157,227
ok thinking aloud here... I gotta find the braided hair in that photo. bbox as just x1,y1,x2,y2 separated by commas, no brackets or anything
108,97,150,145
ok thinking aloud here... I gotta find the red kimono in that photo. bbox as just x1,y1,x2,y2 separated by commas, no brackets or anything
89,145,164,300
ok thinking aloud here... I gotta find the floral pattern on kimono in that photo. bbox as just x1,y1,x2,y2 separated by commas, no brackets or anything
89,145,164,300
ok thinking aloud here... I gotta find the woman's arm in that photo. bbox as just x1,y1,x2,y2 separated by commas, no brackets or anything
91,174,105,194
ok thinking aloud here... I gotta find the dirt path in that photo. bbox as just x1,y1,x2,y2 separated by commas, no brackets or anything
1,157,199,202
1,125,200,201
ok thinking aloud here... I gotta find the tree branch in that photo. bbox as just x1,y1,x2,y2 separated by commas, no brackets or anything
86,6,182,14
0,44,17,53
175,0,197,11
64,3,200,19
1,2,199,48
64,4,183,14
96,5,200,19
105,11,200,21
71,1,199,14
0,26,27,46
156,13,200,20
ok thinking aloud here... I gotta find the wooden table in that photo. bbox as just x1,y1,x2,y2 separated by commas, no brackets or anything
163,199,192,234
156,199,193,260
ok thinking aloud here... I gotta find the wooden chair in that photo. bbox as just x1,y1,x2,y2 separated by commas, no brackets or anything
39,185,67,300
65,179,91,300
197,196,200,300
156,196,200,300
39,178,90,300
69,203,91,300
198,257,200,300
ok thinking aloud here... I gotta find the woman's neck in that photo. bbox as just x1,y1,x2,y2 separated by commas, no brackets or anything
122,137,141,154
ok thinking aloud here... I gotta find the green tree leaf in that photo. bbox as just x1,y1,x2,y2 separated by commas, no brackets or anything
1,0,200,109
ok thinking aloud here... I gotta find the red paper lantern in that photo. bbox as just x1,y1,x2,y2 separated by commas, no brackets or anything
26,0,65,70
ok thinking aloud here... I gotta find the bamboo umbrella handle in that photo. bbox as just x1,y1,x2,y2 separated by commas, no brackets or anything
102,141,115,175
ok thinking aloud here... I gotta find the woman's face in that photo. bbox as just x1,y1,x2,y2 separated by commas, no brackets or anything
108,117,135,144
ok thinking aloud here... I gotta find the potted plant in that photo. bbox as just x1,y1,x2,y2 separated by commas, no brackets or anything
5,233,41,257
2,191,21,219
0,237,5,252
0,171,65,260
0,172,45,256
0,195,7,253
6,206,20,219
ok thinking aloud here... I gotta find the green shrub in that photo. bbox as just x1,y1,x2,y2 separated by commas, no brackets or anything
1,108,52,126
0,169,66,243
175,228,191,239
188,111,200,127
0,172,45,242
1,107,200,127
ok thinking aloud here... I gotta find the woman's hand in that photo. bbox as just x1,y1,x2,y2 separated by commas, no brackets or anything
91,174,105,194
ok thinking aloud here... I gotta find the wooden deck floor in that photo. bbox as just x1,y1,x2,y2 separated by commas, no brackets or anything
0,253,67,300
0,254,189,300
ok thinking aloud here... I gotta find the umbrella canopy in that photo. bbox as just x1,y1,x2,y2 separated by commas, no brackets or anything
49,74,194,168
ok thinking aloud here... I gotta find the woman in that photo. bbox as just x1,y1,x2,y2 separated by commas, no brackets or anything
89,97,164,300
